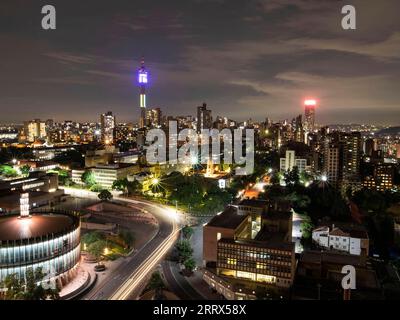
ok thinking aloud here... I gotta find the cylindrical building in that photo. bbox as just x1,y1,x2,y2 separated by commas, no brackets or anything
0,210,81,285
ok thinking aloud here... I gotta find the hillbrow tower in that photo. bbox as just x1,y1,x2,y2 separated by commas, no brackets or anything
138,57,148,129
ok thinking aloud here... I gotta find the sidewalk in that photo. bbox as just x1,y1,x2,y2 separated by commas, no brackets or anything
60,263,97,300
163,261,223,300
184,268,224,300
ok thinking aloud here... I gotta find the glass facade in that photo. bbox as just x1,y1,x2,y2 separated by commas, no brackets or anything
217,241,293,285
0,214,81,283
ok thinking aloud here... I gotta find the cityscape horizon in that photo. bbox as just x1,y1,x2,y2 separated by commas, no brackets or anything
1,0,400,312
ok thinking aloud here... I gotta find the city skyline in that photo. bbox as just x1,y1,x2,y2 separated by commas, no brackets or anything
1,0,400,125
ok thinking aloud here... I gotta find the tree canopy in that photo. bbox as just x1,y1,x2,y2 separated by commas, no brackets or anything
98,189,113,201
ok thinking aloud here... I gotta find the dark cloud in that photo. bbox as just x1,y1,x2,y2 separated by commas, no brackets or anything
0,0,399,125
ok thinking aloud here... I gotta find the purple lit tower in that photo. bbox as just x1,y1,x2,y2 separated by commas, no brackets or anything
138,57,148,129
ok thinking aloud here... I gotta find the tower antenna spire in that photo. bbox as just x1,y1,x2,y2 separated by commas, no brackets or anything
138,56,148,129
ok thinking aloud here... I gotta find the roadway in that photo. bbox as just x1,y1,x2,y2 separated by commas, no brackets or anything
108,197,180,300
60,189,180,300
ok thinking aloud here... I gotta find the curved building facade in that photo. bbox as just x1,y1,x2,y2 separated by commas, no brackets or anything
0,210,81,284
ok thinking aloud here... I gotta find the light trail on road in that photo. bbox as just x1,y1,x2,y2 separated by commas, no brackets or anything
110,225,179,300
108,198,180,300
61,188,181,301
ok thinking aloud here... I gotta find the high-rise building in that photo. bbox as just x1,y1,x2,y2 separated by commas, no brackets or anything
197,103,212,133
146,107,162,128
293,114,304,143
23,119,47,142
100,111,116,145
364,138,377,157
323,132,362,187
323,142,340,185
45,119,54,130
339,132,362,184
280,150,307,173
203,199,296,299
304,99,316,133
363,162,395,192
138,57,148,129
115,123,134,143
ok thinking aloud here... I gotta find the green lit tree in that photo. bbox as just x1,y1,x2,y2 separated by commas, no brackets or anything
175,240,193,263
2,273,24,300
146,271,166,299
112,178,128,192
20,165,31,176
300,215,314,240
284,166,300,186
182,226,194,239
127,179,142,195
2,267,59,300
81,170,96,187
87,240,108,264
118,230,135,248
0,165,18,177
98,189,113,201
183,257,196,273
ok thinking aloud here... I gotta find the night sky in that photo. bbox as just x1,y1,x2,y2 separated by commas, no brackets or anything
1,0,399,125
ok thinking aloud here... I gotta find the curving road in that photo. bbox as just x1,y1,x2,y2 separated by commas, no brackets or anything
78,196,180,300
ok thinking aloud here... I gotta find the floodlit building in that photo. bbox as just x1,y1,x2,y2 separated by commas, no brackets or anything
100,111,116,145
23,119,47,143
146,108,162,128
91,163,139,189
0,194,81,288
363,162,395,192
203,199,296,299
312,224,369,256
280,150,307,173
304,100,316,133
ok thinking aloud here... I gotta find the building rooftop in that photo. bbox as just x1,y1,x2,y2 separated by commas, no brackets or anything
94,163,136,170
238,199,268,208
0,213,76,241
316,222,369,239
219,237,294,251
206,206,248,230
0,190,64,208
300,250,364,266
262,210,292,221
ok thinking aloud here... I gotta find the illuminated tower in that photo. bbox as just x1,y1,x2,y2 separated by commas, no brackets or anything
138,57,148,129
19,193,30,218
304,99,317,133
100,111,116,145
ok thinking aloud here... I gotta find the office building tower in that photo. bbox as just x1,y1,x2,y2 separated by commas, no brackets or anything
100,111,116,145
197,103,212,133
24,119,47,142
304,99,316,133
146,107,162,128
